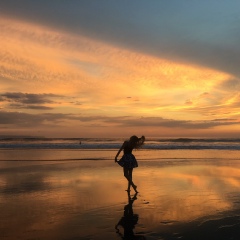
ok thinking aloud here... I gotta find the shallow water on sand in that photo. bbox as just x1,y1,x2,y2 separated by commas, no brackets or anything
0,150,240,239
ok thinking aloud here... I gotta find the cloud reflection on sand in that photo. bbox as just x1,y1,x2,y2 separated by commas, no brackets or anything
134,165,233,225
0,158,240,239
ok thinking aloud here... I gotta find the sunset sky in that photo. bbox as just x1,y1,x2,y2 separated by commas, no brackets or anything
1,0,240,138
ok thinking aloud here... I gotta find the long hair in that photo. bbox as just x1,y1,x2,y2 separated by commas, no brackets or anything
129,135,145,149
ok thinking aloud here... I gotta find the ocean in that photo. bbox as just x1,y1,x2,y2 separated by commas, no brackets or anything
1,137,240,162
1,137,240,150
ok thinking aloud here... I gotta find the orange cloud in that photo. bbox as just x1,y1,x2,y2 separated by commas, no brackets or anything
1,16,239,137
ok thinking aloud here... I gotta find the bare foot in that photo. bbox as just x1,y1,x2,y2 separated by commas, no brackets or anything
133,185,138,193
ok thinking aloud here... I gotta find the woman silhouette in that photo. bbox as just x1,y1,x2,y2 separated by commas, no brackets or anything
115,135,145,192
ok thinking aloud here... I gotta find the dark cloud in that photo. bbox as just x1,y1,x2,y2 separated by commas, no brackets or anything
1,92,60,104
212,118,237,122
1,1,240,77
75,115,240,130
0,111,239,130
69,101,82,106
9,104,53,110
0,111,76,127
0,92,62,110
113,117,240,129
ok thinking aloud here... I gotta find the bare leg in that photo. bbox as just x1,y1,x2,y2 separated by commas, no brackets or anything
127,168,132,191
128,168,138,192
123,167,138,192
123,167,131,191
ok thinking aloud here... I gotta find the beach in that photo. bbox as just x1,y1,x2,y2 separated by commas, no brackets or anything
2,1,240,239
0,148,240,239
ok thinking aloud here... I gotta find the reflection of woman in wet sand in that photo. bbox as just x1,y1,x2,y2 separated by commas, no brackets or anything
115,192,146,239
115,136,145,192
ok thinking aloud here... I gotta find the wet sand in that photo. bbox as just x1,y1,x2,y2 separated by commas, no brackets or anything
0,150,240,239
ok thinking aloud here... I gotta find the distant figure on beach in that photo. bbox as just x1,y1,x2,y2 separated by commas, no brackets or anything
115,135,145,192
115,192,146,239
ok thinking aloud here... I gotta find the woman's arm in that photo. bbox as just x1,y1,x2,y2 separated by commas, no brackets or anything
115,141,126,162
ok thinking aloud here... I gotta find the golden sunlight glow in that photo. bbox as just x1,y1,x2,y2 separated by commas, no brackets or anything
1,16,239,137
